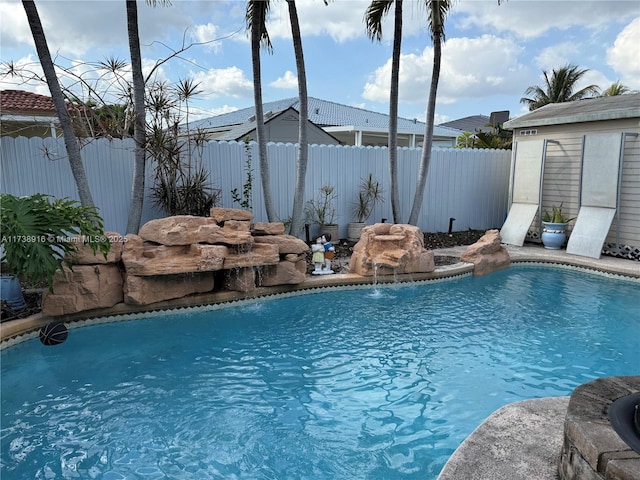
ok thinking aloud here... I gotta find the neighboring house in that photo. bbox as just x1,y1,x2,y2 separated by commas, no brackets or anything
441,111,511,134
440,115,491,134
1,89,61,138
185,97,462,148
0,89,88,138
502,94,640,259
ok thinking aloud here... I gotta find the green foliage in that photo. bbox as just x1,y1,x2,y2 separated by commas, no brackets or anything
521,64,600,111
456,127,512,150
602,81,631,97
542,204,573,224
153,166,221,216
0,194,110,289
147,80,221,217
352,173,384,223
88,103,134,138
231,141,254,210
305,185,337,226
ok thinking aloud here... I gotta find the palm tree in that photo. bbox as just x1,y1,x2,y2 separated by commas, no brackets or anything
602,81,631,96
365,0,403,224
246,0,278,222
126,0,147,234
286,0,310,238
22,0,95,208
408,0,450,226
520,64,600,111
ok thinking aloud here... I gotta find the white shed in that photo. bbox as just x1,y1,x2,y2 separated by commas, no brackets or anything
501,94,640,260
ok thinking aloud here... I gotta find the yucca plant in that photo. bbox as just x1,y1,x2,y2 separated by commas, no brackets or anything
542,204,574,224
352,174,384,223
0,194,111,290
305,185,337,226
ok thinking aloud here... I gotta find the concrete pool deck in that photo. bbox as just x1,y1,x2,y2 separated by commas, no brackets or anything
1,243,639,479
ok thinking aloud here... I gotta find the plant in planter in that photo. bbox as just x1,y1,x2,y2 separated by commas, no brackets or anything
304,185,338,241
541,204,574,250
0,194,111,310
348,174,384,241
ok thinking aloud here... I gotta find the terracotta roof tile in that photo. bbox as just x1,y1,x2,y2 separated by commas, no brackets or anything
1,89,89,117
0,89,58,112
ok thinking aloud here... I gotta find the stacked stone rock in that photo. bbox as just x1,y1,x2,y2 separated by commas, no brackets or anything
348,223,436,276
42,208,310,316
460,229,510,276
41,233,125,317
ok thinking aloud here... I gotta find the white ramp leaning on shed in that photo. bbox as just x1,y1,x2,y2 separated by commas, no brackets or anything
566,133,625,259
500,140,546,246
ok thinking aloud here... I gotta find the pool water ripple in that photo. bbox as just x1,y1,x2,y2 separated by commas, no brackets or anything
2,266,639,479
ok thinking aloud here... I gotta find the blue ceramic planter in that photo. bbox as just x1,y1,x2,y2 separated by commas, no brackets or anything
541,222,567,250
1,274,27,310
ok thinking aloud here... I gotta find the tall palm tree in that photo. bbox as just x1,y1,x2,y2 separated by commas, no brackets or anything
365,0,403,224
125,0,147,234
246,0,278,222
408,0,450,226
22,0,95,208
602,81,631,96
520,64,600,111
286,0,310,237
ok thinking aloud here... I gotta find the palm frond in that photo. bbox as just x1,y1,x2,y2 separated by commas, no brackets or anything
364,0,394,41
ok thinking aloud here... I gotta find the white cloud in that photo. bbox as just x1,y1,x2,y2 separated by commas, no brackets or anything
189,104,238,121
0,2,33,48
454,1,639,40
193,23,223,53
363,35,531,106
190,66,253,99
142,58,168,85
607,17,640,89
270,70,298,89
265,0,369,43
534,42,579,71
0,54,43,91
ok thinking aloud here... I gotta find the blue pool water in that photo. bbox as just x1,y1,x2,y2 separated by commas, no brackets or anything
1,265,639,480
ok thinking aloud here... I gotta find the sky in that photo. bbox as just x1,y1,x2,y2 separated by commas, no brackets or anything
1,0,639,126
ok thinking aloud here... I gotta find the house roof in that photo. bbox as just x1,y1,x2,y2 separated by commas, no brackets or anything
1,89,58,113
187,97,462,138
211,106,338,143
1,89,87,116
440,115,491,133
504,94,640,129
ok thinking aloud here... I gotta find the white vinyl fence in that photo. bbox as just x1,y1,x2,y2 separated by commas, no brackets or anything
1,137,512,239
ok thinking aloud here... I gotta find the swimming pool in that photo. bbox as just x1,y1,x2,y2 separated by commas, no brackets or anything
1,265,639,479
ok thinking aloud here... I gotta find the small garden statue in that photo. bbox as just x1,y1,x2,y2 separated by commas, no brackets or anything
311,236,325,274
323,234,335,274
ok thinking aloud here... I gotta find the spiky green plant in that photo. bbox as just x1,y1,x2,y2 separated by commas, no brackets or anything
304,185,337,226
352,174,384,223
542,204,574,224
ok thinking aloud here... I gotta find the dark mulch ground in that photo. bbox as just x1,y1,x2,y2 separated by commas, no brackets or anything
1,230,487,323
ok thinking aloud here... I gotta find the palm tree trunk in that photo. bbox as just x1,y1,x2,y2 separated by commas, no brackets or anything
408,30,441,225
125,0,147,234
388,0,403,224
286,0,309,238
22,0,95,208
251,3,277,222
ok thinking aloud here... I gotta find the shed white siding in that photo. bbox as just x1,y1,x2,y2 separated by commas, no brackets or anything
510,117,640,257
